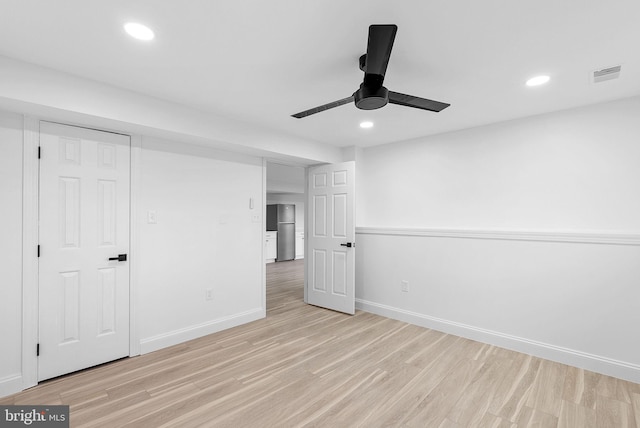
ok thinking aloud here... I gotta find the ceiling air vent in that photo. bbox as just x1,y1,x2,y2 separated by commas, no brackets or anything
593,65,621,83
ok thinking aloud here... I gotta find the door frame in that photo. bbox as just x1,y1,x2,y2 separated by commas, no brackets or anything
303,166,308,304
264,162,353,309
21,117,140,390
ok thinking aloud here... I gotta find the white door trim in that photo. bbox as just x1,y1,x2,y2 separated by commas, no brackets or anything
21,118,138,391
303,166,309,304
128,135,142,357
21,115,39,390
261,159,267,314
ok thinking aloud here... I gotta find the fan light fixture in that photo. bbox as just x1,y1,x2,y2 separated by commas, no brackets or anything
124,22,155,41
291,25,450,119
360,121,374,129
526,75,550,87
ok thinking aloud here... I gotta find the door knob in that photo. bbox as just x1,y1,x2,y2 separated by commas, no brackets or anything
108,254,127,262
340,242,354,248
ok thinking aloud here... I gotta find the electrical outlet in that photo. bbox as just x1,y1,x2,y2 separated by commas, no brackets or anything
205,288,213,301
400,280,409,292
251,214,260,223
147,210,157,224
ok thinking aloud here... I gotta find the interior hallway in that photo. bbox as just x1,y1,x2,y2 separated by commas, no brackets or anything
1,259,638,427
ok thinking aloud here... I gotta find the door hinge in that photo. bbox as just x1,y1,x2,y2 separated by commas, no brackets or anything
37,245,40,257
37,343,40,357
38,146,41,159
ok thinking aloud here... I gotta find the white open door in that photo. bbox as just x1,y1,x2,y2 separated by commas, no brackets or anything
38,122,131,381
306,161,355,314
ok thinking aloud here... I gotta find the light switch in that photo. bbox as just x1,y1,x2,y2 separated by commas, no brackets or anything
147,210,157,224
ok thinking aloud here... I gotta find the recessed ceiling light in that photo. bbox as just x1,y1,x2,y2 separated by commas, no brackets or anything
360,121,374,129
124,22,155,41
526,75,550,87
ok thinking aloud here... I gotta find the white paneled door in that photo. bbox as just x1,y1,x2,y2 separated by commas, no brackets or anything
38,122,131,381
306,161,355,314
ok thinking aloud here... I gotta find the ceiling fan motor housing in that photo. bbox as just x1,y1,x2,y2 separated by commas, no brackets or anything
354,83,388,110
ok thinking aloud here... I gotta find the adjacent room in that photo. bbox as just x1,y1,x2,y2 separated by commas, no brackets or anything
1,1,639,426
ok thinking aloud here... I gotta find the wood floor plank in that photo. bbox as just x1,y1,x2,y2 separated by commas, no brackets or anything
446,353,514,426
598,371,634,403
291,368,390,427
558,399,597,428
283,366,387,427
477,413,517,428
596,394,637,428
2,259,639,427
402,358,486,427
525,359,568,417
438,418,463,428
562,366,600,409
157,376,287,428
632,392,640,427
364,336,466,426
70,390,152,426
487,353,541,422
80,382,201,428
516,406,558,427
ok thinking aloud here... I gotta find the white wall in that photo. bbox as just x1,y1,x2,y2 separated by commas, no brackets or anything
137,137,265,352
266,162,305,194
356,96,640,382
360,96,640,230
0,116,267,397
0,111,23,396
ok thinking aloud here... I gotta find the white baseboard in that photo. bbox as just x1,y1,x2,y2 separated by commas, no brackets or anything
0,374,23,399
356,299,640,384
139,308,265,355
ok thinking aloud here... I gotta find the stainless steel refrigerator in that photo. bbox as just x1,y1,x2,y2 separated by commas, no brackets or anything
266,204,295,261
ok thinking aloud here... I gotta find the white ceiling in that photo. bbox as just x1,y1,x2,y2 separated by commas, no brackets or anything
1,0,639,149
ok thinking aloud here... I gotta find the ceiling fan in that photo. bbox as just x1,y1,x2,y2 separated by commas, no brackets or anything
292,24,450,119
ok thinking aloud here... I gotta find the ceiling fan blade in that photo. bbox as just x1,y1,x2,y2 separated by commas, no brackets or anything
364,25,397,83
388,91,450,112
291,96,354,119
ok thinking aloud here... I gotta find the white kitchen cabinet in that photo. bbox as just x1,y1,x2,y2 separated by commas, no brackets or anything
265,231,277,263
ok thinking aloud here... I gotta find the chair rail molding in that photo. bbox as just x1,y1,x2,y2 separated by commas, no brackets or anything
356,227,640,246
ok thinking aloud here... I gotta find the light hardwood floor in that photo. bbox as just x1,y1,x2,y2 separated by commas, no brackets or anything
2,259,639,427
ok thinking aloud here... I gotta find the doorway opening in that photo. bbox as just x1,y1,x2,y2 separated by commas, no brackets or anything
265,160,356,316
265,259,305,316
265,162,306,312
